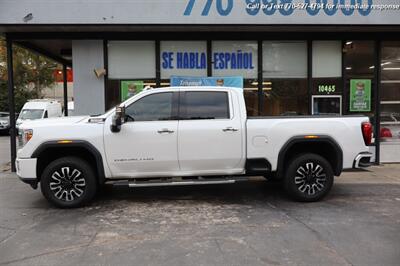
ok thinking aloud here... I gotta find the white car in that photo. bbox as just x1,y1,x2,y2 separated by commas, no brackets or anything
16,87,373,208
0,112,10,134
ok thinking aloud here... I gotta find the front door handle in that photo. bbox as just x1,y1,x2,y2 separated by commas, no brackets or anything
222,127,239,132
157,129,174,134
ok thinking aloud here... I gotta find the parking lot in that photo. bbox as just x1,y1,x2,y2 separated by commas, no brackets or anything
0,135,399,265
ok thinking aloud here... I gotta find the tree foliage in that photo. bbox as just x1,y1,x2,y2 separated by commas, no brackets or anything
0,38,57,112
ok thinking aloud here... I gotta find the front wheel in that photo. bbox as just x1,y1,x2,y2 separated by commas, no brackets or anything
284,153,334,202
40,157,97,208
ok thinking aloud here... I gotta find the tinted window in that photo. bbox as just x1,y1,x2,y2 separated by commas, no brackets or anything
183,91,229,120
125,93,173,121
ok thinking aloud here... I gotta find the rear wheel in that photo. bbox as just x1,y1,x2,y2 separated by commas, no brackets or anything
40,157,97,208
284,153,333,202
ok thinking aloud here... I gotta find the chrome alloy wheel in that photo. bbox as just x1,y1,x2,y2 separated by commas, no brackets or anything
49,167,86,202
294,162,327,196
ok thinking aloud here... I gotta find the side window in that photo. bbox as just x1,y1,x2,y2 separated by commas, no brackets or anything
125,92,174,122
182,91,230,120
43,111,48,118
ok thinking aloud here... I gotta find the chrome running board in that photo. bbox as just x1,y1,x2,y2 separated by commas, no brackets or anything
109,177,249,188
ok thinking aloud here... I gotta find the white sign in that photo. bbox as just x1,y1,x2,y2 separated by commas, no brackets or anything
0,0,399,25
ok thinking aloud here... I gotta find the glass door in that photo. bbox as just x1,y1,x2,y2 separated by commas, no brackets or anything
380,42,400,163
312,95,342,115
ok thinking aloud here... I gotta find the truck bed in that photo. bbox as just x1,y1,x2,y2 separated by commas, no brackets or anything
246,115,371,171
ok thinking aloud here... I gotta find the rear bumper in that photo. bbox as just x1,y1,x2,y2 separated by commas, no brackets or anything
353,152,373,168
16,158,38,189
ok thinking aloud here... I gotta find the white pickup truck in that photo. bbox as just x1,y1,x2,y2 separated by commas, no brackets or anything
16,87,373,208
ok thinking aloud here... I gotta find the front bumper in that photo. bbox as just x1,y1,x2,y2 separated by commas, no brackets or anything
353,152,373,168
16,157,38,189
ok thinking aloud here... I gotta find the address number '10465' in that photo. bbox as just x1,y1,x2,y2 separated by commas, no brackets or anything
183,0,373,17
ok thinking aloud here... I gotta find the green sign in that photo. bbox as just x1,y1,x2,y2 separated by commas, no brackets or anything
121,80,144,101
350,79,371,112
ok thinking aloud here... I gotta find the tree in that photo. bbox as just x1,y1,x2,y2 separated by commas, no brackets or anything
0,38,57,112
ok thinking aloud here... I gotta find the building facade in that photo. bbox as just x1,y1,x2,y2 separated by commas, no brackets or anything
1,0,400,163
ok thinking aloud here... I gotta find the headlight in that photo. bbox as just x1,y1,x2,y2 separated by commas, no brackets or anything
18,129,33,148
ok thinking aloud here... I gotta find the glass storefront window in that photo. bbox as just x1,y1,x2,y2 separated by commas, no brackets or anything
343,41,375,118
262,41,308,116
243,80,259,116
106,41,156,109
312,41,342,115
212,41,258,116
108,41,156,79
160,41,207,86
380,42,400,144
212,41,258,78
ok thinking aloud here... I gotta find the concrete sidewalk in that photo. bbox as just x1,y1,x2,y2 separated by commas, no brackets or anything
0,164,399,266
0,136,11,171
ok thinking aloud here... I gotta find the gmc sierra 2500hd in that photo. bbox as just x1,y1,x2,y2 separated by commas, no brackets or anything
16,87,373,208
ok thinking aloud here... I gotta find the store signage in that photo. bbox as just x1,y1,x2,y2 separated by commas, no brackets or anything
312,78,341,95
120,80,144,101
2,0,400,25
350,79,371,112
170,76,244,88
213,51,255,70
185,0,376,17
162,50,255,71
318,84,337,94
162,52,207,70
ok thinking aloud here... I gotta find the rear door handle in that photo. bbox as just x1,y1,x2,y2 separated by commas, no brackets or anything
157,129,174,134
222,127,239,132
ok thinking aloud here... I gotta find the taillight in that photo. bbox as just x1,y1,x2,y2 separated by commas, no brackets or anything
361,122,372,145
380,127,393,138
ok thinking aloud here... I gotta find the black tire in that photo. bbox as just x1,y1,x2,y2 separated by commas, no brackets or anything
284,153,334,202
40,157,97,208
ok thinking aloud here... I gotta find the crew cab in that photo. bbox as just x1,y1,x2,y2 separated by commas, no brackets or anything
16,87,373,208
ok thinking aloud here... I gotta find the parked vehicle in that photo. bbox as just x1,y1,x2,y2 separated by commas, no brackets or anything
16,99,62,129
0,112,10,135
380,112,400,142
16,87,373,208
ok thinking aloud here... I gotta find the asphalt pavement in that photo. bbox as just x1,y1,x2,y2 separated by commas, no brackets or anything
0,136,399,266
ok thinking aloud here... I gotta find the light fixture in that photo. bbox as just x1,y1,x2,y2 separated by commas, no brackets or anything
144,82,170,86
346,41,353,45
94,68,106,78
381,62,391,66
369,66,375,69
345,67,352,70
251,81,272,86
383,67,400,71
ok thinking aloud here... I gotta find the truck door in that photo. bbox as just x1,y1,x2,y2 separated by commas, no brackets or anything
178,90,244,175
104,92,180,178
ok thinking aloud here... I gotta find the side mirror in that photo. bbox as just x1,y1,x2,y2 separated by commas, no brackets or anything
110,105,125,133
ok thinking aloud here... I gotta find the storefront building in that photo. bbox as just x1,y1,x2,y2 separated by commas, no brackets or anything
1,0,400,164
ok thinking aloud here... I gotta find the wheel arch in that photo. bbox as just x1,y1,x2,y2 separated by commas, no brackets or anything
277,136,343,178
31,140,106,184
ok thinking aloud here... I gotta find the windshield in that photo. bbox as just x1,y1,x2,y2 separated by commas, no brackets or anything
19,109,44,120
